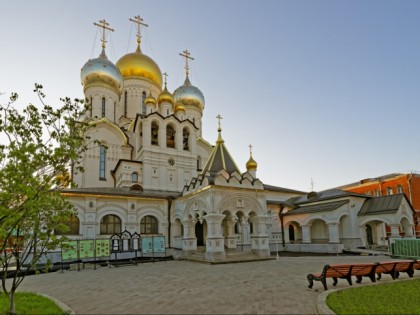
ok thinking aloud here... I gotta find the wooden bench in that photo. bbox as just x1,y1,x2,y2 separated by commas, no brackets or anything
376,260,415,280
413,259,420,271
307,263,379,290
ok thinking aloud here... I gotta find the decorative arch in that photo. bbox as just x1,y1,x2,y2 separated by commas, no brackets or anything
182,127,190,151
99,214,122,235
166,123,176,148
217,194,264,216
88,118,128,145
140,215,159,234
184,198,210,219
151,120,159,146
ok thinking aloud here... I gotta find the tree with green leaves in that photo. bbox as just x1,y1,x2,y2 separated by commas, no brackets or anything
0,84,90,315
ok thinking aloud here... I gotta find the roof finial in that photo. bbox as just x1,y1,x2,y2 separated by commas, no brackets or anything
249,144,253,157
216,114,224,144
163,72,169,88
94,19,114,49
179,49,194,78
129,15,148,52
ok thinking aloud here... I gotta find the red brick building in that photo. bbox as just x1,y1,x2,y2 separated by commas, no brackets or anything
338,173,420,237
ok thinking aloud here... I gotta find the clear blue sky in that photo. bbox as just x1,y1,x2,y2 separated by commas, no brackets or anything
1,0,419,192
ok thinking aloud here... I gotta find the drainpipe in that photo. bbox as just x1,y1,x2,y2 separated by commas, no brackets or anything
167,197,173,247
407,172,413,204
279,205,285,248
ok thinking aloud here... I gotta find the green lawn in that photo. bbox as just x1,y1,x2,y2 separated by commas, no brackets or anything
0,292,67,315
327,279,420,315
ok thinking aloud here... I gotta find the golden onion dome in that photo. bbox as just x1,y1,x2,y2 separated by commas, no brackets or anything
116,46,162,88
81,49,123,93
173,76,205,111
145,91,156,105
157,86,174,105
246,156,258,171
175,104,186,112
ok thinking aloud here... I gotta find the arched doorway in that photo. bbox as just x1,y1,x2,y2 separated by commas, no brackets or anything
289,225,295,242
366,224,373,246
195,221,204,246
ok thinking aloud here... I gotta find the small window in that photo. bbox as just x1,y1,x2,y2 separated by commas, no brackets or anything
124,91,128,116
99,145,106,180
387,187,393,196
183,128,189,151
142,91,146,115
166,125,175,148
397,185,403,194
132,172,138,182
151,122,159,146
101,97,106,118
100,215,121,235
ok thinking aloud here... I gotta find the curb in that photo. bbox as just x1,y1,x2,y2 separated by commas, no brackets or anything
316,289,337,315
38,293,75,315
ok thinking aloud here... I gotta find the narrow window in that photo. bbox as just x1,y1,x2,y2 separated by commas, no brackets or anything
397,185,403,194
142,91,146,115
124,91,128,117
166,125,175,148
99,145,106,180
197,156,201,171
132,172,138,182
101,97,106,118
166,109,169,116
90,97,93,117
183,128,189,151
151,122,159,146
387,187,393,195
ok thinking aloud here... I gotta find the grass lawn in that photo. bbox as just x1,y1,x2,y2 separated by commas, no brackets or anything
0,292,67,315
327,279,420,315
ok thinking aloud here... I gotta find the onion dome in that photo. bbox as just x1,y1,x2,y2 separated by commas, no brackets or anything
81,49,123,93
116,46,162,88
157,86,174,105
145,91,156,106
173,76,205,111
246,145,258,171
246,156,258,171
175,104,186,112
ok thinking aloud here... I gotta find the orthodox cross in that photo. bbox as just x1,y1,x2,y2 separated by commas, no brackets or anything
310,177,314,191
249,144,253,157
179,49,194,77
163,72,169,87
216,114,223,131
94,19,114,49
129,15,148,48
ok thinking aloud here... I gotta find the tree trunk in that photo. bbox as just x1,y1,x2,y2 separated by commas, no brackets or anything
8,291,17,315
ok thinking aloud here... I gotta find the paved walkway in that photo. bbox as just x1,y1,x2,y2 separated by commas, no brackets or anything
16,254,406,314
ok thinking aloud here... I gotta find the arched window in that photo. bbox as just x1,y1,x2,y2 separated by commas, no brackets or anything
56,214,80,235
151,122,159,146
183,127,189,151
197,156,201,171
140,216,158,234
142,91,146,115
99,144,106,180
124,91,128,117
100,215,121,235
132,172,138,182
166,124,175,148
101,97,106,118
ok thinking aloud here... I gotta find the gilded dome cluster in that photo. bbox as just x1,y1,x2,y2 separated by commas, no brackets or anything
80,49,123,93
173,77,205,111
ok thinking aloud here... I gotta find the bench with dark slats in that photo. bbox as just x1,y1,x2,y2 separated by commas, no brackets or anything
376,260,415,280
351,263,378,284
307,264,353,290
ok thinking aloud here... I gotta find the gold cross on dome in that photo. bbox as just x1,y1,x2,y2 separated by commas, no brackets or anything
179,49,195,77
94,19,114,49
129,15,148,47
163,72,169,87
249,144,253,156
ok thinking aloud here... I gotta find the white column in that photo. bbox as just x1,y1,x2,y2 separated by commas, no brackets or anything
328,223,340,243
390,224,401,238
301,224,312,243
250,215,270,257
181,218,197,252
204,213,225,261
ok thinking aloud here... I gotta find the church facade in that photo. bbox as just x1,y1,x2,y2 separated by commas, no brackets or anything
61,18,416,261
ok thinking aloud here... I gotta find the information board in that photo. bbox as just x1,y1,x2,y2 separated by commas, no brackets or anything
95,239,110,257
153,236,166,253
141,237,153,254
61,241,78,260
79,240,95,259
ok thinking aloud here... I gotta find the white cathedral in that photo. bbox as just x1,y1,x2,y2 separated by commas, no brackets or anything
62,18,415,261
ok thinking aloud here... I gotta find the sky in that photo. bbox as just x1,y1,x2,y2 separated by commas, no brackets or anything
1,0,419,192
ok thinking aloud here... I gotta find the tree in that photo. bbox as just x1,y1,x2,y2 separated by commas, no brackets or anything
0,84,90,315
